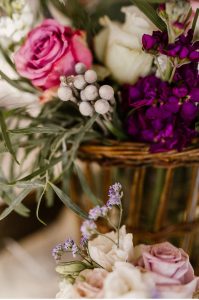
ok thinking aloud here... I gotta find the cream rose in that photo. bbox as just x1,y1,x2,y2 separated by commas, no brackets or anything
103,262,156,298
88,226,134,271
56,268,108,299
94,6,155,84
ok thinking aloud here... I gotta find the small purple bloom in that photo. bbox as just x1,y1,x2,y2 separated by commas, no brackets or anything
80,236,88,248
107,183,123,208
80,220,97,239
142,29,199,63
71,243,79,257
88,205,108,221
52,243,63,261
63,238,75,251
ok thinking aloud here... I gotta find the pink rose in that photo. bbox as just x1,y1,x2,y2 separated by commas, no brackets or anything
14,19,92,90
75,268,108,298
134,242,199,298
190,0,199,12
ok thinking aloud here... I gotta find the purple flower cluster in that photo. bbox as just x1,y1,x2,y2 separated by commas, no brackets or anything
142,29,199,62
52,243,63,262
107,182,123,208
80,183,124,240
88,205,108,221
123,63,199,152
80,220,97,239
52,238,78,261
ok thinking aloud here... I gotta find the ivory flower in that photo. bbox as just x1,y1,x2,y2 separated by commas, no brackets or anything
88,226,134,271
103,262,156,298
56,268,108,299
94,6,155,84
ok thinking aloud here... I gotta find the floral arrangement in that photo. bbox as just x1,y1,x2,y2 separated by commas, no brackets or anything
53,183,199,299
0,0,199,219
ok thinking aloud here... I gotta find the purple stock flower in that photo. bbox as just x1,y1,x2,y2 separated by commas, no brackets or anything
88,205,108,221
122,63,199,152
107,183,123,207
80,220,97,239
142,29,199,62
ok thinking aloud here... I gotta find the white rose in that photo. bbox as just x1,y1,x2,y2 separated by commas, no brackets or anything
103,262,156,298
88,225,134,271
56,280,80,299
94,6,155,84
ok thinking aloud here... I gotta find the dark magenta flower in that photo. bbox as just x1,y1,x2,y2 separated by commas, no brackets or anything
122,66,199,152
142,29,199,62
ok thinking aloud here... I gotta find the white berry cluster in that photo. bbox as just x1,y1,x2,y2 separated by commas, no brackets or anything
57,63,115,117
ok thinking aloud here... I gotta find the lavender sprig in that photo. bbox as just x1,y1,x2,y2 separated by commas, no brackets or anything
107,182,123,208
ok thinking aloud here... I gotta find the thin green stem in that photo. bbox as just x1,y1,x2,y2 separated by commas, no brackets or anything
155,56,164,81
107,216,118,231
117,206,123,248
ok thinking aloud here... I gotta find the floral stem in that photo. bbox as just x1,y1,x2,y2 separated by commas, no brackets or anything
107,216,118,231
117,206,123,248
155,56,165,81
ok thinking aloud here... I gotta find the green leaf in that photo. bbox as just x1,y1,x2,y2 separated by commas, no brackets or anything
16,155,63,182
3,193,30,217
104,120,127,140
0,187,33,220
56,261,89,275
192,8,199,34
0,110,19,164
0,70,37,94
131,0,167,31
10,125,65,135
147,0,167,2
75,164,101,206
49,182,88,219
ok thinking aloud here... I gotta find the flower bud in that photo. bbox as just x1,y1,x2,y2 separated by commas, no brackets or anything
56,262,87,275
57,86,73,101
99,85,114,100
73,75,87,90
75,62,87,74
79,102,94,116
80,90,87,101
85,70,97,84
94,99,110,114
84,85,98,101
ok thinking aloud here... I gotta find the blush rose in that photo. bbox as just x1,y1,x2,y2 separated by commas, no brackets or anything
134,242,199,298
14,19,92,90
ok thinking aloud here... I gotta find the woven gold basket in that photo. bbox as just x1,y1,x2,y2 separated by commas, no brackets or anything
69,140,199,273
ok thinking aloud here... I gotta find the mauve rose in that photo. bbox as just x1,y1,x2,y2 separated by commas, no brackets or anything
14,19,92,90
56,268,108,298
134,242,199,298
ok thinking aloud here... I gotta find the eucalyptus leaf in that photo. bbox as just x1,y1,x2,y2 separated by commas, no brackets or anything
0,187,33,220
0,111,19,164
2,193,30,217
16,155,63,182
131,0,167,31
75,164,101,206
192,8,199,34
49,182,88,219
0,70,37,94
10,125,65,134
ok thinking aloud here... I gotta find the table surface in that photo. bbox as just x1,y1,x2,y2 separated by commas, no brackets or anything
0,208,80,298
